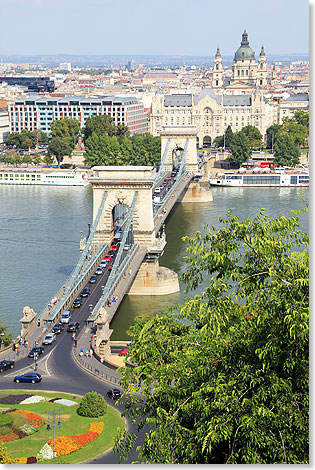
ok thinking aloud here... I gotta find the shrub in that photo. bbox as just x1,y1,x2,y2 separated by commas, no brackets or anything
77,392,107,417
26,456,37,464
0,414,13,427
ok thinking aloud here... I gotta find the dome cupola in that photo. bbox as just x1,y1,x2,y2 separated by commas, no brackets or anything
234,29,255,61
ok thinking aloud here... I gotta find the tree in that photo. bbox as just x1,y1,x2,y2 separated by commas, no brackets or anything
5,132,21,148
213,135,224,147
266,124,282,149
83,114,116,143
33,155,42,165
19,130,36,149
49,118,80,149
292,110,309,129
48,137,73,166
115,208,309,464
273,132,300,167
282,118,308,147
22,153,33,165
12,153,23,167
240,125,263,149
0,320,13,346
115,124,130,139
224,125,234,148
230,131,252,163
43,154,53,166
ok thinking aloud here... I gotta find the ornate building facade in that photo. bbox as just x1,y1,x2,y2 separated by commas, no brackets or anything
150,88,277,146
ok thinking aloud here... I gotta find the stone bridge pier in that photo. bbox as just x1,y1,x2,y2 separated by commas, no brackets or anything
89,166,179,296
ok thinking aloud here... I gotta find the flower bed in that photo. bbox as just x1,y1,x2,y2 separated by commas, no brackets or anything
0,431,19,442
14,410,43,428
19,395,47,405
0,394,33,405
47,422,104,457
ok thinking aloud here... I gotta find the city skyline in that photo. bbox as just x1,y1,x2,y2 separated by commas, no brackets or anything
0,0,309,57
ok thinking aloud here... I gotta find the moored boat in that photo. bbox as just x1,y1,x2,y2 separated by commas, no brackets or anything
209,171,309,187
0,169,88,186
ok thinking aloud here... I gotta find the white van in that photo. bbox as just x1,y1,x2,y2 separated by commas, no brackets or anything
61,310,71,324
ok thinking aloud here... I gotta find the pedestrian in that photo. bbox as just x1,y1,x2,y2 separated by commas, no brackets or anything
25,340,29,349
115,296,118,302
19,337,23,346
123,272,126,279
89,348,93,358
12,343,16,352
15,342,19,351
74,339,77,347
109,299,112,306
100,356,104,364
91,335,94,343
23,339,27,348
106,298,110,306
112,296,116,303
79,348,84,357
85,349,89,357
37,319,40,327
129,268,132,275
72,332,75,341
16,347,20,357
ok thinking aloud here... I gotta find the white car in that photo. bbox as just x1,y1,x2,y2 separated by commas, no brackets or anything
61,310,71,324
95,267,103,275
42,333,56,345
100,260,107,268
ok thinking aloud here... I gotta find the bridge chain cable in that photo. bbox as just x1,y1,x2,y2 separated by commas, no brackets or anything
42,191,108,327
87,191,139,326
153,138,170,189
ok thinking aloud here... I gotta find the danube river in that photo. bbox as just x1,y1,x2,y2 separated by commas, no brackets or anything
0,184,308,339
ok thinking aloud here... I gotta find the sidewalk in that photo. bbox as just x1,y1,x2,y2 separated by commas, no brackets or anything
0,324,48,363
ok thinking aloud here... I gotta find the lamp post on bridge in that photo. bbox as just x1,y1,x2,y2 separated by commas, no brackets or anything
0,332,4,350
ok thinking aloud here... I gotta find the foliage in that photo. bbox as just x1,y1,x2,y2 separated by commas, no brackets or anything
224,125,234,148
77,392,107,418
0,394,32,405
83,114,116,142
5,129,47,149
0,440,16,463
213,135,224,147
115,209,309,464
240,125,263,149
282,116,308,147
266,124,282,149
18,424,38,436
230,131,252,163
47,423,104,456
48,137,73,166
0,415,13,427
14,410,44,428
84,132,161,167
49,118,80,147
0,321,13,346
292,110,309,129
43,153,53,166
273,132,300,167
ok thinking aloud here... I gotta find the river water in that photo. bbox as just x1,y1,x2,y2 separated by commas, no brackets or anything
0,185,308,339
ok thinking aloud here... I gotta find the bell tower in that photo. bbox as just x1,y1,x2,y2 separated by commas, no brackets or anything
213,46,223,88
257,44,267,87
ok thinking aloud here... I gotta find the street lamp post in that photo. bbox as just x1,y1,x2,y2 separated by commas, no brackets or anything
0,332,4,350
46,409,62,458
33,352,39,370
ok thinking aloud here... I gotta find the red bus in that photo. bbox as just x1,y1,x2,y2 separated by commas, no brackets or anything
260,161,276,169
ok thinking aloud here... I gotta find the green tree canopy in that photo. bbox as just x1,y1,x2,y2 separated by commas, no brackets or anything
230,131,252,163
49,118,80,148
48,137,73,166
115,208,309,464
0,319,13,346
224,125,234,148
5,132,21,148
83,114,116,142
292,110,309,129
266,124,282,149
273,132,300,167
240,125,263,149
282,118,308,147
213,135,224,147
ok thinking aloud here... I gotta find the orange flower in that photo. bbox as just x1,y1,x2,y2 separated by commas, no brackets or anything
16,457,28,464
47,423,103,456
14,410,43,428
89,422,104,434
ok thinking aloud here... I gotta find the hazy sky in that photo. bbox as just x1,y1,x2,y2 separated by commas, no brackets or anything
0,0,309,56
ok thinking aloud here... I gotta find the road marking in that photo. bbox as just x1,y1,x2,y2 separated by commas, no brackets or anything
4,343,59,378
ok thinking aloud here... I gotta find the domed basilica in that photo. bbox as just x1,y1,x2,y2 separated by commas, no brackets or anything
213,30,267,92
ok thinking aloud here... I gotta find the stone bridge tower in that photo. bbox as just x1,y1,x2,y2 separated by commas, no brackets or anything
160,125,199,174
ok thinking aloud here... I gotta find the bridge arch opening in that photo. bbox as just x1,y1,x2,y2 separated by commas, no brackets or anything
112,202,134,246
172,145,183,170
203,135,212,147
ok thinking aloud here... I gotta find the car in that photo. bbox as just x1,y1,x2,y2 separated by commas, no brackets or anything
89,275,97,284
61,310,71,323
80,287,90,297
100,260,107,268
167,175,172,180
107,388,121,400
111,244,118,252
67,322,80,332
73,298,81,308
52,323,64,334
0,360,15,373
123,244,130,251
119,348,129,357
103,254,112,262
28,346,44,358
108,250,116,256
154,187,161,194
95,267,103,275
42,333,56,345
14,372,42,384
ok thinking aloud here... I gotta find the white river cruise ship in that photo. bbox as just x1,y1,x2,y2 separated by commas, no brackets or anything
209,171,309,187
0,169,88,186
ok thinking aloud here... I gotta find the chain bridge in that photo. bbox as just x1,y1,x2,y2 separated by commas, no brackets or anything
24,126,213,360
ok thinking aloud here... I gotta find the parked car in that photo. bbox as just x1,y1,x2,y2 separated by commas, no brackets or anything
80,287,90,298
119,348,129,357
73,298,81,308
61,310,71,323
103,254,112,262
14,372,42,384
95,267,103,275
52,323,64,334
107,388,121,400
28,346,44,358
42,333,56,345
67,322,80,332
0,360,14,373
89,275,97,284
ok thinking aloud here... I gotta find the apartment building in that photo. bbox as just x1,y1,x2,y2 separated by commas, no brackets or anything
9,95,148,135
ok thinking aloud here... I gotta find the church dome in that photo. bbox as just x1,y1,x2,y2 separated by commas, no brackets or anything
234,29,255,61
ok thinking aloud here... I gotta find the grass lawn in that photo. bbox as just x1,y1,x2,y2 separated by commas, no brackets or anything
1,389,125,464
